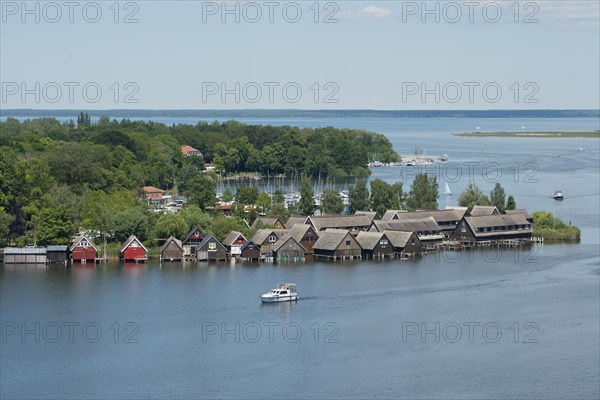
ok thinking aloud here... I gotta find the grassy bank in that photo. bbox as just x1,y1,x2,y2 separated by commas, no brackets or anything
454,131,600,138
531,211,581,241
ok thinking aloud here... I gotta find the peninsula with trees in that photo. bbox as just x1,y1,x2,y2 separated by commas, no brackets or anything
0,115,580,259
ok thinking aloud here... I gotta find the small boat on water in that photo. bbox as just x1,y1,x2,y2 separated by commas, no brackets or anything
553,191,564,200
260,283,298,303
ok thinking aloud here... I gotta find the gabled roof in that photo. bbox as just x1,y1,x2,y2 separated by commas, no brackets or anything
222,231,247,246
70,236,98,251
354,211,377,222
446,206,468,212
159,236,183,253
46,245,68,252
181,145,201,155
183,228,205,243
142,186,164,193
273,236,305,253
251,229,287,245
470,206,500,216
240,240,260,251
287,224,319,243
309,214,371,231
4,247,46,255
355,231,386,250
313,230,355,251
464,214,531,230
286,216,309,229
251,217,284,229
381,210,406,220
371,217,441,233
119,235,148,253
383,230,418,248
196,235,226,250
394,209,466,224
504,209,531,218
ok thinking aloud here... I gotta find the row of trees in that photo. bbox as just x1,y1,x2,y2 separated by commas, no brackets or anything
295,173,440,217
0,116,399,243
458,182,516,212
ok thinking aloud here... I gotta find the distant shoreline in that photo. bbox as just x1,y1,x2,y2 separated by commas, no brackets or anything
454,131,600,138
1,109,599,119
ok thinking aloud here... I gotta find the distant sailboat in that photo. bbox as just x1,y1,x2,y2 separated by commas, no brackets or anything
445,182,452,196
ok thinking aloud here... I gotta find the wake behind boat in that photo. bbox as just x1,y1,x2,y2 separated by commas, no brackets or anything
260,283,298,303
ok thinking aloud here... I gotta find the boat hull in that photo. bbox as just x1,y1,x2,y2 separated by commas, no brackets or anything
260,295,298,303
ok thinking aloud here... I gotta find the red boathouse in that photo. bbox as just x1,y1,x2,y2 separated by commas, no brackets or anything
120,235,148,262
70,236,98,263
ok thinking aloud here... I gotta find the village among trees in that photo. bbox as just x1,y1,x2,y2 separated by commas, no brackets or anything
0,115,579,257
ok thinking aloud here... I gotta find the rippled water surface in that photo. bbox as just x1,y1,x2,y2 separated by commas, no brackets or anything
1,117,599,399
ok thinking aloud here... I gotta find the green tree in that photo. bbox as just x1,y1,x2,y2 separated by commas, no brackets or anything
179,205,213,233
407,173,438,210
531,210,580,240
154,213,188,239
221,189,234,202
235,186,259,205
370,179,400,217
210,215,252,242
256,192,271,213
349,180,370,213
81,191,113,238
458,182,491,211
267,190,289,220
112,208,150,242
184,175,216,211
321,188,344,214
506,195,517,210
490,183,506,212
35,206,74,246
0,209,15,243
77,112,91,127
298,176,315,216
272,190,285,205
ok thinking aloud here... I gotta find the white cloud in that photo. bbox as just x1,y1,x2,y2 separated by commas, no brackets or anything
530,1,599,27
339,5,392,20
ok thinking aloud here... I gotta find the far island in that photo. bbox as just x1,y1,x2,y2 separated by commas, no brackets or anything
454,131,600,138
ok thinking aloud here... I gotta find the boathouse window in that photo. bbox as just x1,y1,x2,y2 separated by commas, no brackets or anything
269,235,277,243
208,242,216,250
380,239,388,245
345,240,351,246
461,222,466,233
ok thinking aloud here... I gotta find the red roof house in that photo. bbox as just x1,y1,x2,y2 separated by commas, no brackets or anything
142,186,166,204
181,145,203,157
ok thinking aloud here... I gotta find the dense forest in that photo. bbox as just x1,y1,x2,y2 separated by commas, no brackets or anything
0,115,399,246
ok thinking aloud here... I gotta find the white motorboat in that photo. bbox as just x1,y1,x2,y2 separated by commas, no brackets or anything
260,283,298,303
553,191,564,200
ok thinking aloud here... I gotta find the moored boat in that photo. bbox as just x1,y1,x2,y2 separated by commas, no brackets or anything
553,191,564,200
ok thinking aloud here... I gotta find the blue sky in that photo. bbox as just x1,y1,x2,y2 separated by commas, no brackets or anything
1,1,599,109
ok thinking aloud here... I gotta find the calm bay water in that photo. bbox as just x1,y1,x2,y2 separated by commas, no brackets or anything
1,117,599,399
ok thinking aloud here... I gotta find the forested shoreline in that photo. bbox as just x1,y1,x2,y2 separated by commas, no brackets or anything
0,115,398,246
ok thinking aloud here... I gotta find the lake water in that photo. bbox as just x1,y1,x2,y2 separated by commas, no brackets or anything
1,117,599,399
